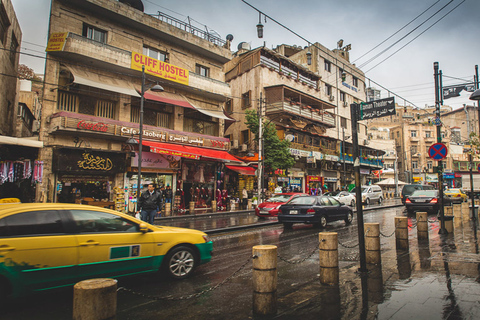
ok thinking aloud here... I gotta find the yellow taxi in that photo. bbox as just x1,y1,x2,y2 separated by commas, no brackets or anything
0,203,213,298
444,188,468,204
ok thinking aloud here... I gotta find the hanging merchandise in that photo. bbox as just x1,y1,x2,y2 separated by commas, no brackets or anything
0,161,9,184
33,160,44,184
23,160,32,179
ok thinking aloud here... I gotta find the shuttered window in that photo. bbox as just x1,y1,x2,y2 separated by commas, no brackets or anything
58,91,78,112
95,99,115,119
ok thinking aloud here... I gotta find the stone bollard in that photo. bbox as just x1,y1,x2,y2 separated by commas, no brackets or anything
73,278,117,320
165,202,171,217
395,217,409,250
319,232,338,285
365,223,381,265
444,216,454,233
211,200,217,212
189,201,195,215
247,199,252,210
416,212,428,240
252,245,277,315
453,204,462,215
445,206,453,216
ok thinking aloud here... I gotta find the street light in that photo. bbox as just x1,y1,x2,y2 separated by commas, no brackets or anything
135,65,164,202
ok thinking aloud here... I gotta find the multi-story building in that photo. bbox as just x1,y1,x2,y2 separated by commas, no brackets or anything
224,43,384,193
39,0,238,212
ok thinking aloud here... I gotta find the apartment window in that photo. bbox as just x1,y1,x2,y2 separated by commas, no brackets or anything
0,3,9,46
184,117,217,136
143,46,167,62
241,91,251,109
325,84,332,96
443,162,447,169
410,130,417,137
339,91,346,102
58,91,117,120
9,32,18,63
241,130,249,145
195,64,210,77
95,99,115,119
427,161,433,170
397,131,400,138
225,99,233,114
425,131,431,138
340,117,347,129
411,146,417,154
83,24,107,43
412,161,418,169
324,60,331,72
352,76,358,87
58,91,79,112
131,104,173,129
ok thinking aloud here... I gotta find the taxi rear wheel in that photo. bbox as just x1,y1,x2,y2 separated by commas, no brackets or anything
163,246,197,279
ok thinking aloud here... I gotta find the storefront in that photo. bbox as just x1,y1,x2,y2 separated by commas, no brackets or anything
443,171,454,188
52,148,127,210
306,175,323,195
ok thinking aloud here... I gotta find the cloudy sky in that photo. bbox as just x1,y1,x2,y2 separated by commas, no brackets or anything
11,0,480,109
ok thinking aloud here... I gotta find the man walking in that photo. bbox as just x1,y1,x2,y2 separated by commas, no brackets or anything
137,184,162,224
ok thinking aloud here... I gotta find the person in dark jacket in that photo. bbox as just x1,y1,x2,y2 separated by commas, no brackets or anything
137,184,162,223
165,185,173,204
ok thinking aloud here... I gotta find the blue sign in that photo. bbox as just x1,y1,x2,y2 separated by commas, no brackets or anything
443,173,454,179
428,143,448,160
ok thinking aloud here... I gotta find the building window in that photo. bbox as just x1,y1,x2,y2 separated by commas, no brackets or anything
412,161,418,169
340,117,347,129
352,76,358,87
195,64,210,77
411,146,417,154
95,99,115,119
9,32,18,63
0,3,10,46
184,117,217,136
427,161,432,170
241,91,251,109
143,46,167,62
339,91,346,102
410,130,417,137
83,24,107,43
324,60,331,72
131,105,173,129
58,91,117,120
425,131,431,138
241,129,249,145
325,84,332,96
397,131,400,138
225,99,233,114
58,91,79,112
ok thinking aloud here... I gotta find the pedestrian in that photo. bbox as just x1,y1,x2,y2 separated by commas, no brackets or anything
165,185,173,204
275,184,282,193
137,184,162,224
242,187,248,209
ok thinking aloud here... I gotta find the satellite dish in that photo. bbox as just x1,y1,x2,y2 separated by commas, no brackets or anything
285,134,295,142
226,34,234,41
119,0,144,12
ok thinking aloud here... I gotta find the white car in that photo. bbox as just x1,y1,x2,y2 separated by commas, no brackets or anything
324,191,356,206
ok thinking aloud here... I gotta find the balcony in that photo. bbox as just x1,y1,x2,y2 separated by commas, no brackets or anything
267,101,335,127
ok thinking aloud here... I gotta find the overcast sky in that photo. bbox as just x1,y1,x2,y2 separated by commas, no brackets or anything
11,0,480,109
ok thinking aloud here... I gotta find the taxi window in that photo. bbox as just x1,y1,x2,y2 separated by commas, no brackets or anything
70,210,139,233
0,210,65,237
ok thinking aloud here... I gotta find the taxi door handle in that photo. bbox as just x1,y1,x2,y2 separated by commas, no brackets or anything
0,245,16,251
79,240,100,246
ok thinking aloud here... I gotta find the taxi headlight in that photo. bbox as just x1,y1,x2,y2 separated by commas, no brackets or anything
202,235,210,243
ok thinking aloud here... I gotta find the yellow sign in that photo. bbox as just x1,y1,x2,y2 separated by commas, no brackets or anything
131,51,189,86
46,32,68,52
77,153,113,171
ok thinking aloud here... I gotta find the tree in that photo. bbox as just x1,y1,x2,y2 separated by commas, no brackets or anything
244,109,295,173
17,64,42,82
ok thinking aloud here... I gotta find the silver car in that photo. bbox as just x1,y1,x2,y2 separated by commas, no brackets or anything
351,185,383,205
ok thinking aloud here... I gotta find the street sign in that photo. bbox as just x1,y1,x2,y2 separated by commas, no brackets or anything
428,143,448,160
358,97,395,120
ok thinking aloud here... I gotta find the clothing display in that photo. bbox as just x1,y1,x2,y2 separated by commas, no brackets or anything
0,160,38,185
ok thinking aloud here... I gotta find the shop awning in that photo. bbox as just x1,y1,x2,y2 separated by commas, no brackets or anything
183,96,235,121
65,65,140,97
226,165,256,176
0,136,43,148
141,140,241,162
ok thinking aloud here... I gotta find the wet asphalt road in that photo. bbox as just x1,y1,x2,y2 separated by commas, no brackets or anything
3,203,480,319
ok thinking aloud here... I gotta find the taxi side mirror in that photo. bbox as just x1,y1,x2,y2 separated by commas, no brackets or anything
139,223,149,233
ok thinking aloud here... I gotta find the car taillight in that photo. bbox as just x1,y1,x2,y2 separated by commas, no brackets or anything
456,194,461,197
405,198,411,204
307,208,315,214
430,198,438,204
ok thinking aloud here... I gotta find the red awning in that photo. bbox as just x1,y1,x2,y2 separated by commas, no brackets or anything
226,165,256,176
142,140,240,162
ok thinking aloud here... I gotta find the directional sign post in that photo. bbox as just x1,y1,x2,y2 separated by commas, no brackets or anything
428,143,448,161
358,97,396,120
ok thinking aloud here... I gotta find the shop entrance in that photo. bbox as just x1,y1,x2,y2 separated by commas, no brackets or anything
56,174,114,208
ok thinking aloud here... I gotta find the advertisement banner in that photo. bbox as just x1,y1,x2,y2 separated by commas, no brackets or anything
131,51,189,86
131,152,180,169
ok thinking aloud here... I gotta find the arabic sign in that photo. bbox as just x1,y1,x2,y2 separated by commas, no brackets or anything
53,148,126,174
131,51,189,86
150,147,200,160
46,32,68,52
131,152,180,169
359,97,396,120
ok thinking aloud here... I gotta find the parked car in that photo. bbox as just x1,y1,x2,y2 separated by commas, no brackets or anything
444,188,468,204
405,190,439,214
350,185,383,205
401,184,435,205
0,203,213,298
255,193,307,218
324,191,356,206
278,195,354,229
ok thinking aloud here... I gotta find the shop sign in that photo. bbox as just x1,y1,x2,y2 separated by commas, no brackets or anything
324,178,338,182
290,178,302,185
324,154,339,161
77,120,109,133
360,168,370,175
168,134,203,146
307,176,322,182
275,169,286,176
53,148,126,174
307,156,316,164
454,173,462,178
443,173,454,179
292,171,305,178
120,126,167,141
150,147,200,160
46,32,68,51
131,152,180,169
413,177,423,182
131,51,189,86
312,151,323,160
426,173,438,182
289,148,310,157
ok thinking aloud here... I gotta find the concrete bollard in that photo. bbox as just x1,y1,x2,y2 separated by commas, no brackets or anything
416,212,428,240
73,278,117,320
165,202,171,216
211,200,217,212
445,206,453,216
395,217,409,250
189,201,195,214
365,223,381,265
453,204,462,215
444,216,454,233
252,245,277,315
247,199,252,210
319,232,338,285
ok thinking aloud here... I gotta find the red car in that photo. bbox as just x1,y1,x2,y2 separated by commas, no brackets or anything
255,193,308,218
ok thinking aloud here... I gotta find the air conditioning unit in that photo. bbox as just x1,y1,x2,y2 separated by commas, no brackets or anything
329,95,335,101
343,101,348,107
241,144,248,152
364,139,369,145
231,139,239,149
32,120,41,133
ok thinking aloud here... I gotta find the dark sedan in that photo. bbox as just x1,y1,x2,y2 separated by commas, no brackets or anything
405,190,439,214
278,195,354,229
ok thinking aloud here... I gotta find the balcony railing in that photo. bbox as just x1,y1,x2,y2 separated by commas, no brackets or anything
339,154,383,167
267,101,335,127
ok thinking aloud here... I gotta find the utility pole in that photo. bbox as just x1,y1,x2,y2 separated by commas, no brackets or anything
342,127,346,188
257,92,263,203
394,151,399,197
434,62,447,234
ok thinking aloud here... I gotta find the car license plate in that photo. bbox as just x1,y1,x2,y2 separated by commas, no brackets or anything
290,210,298,214
260,210,269,215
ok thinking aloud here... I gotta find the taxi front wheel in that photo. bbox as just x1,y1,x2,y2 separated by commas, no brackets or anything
163,246,197,279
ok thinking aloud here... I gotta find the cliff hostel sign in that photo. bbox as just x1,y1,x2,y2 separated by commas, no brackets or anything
46,32,68,52
131,52,189,86
358,97,396,120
